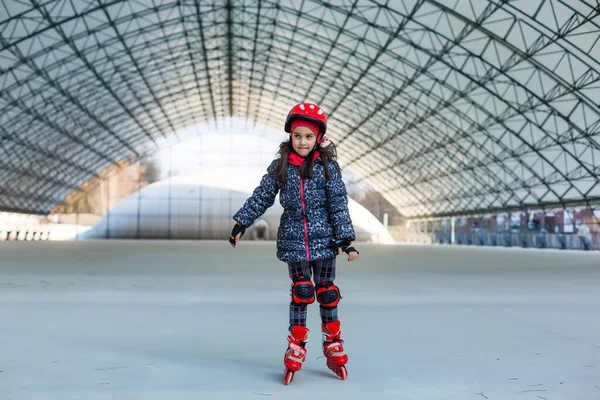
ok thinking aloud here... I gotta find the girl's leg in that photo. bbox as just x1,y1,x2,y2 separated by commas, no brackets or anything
312,257,338,324
313,257,348,376
284,262,315,379
288,261,312,329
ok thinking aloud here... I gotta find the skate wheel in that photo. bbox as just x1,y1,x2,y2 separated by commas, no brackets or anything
326,360,347,380
339,366,347,380
284,370,294,385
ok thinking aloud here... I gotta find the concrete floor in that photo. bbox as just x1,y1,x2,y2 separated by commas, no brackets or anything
0,241,599,399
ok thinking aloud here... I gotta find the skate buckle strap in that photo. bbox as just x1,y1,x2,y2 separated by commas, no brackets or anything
324,342,347,358
286,343,307,363
288,342,305,352
288,334,308,347
287,353,305,364
324,340,343,349
325,340,345,352
286,346,306,361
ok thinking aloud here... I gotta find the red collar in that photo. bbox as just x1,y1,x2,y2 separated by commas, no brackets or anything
288,151,320,166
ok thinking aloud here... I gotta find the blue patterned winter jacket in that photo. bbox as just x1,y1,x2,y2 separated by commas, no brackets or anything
233,158,356,263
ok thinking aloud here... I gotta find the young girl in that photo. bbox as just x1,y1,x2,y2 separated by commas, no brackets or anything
229,103,359,384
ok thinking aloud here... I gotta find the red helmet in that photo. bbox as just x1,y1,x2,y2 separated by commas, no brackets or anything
284,103,327,135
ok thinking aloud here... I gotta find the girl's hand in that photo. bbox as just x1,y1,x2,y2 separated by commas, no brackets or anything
229,222,246,248
347,251,359,262
335,241,359,261
230,232,242,248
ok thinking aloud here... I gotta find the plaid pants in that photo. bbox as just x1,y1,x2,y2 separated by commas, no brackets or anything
288,257,338,329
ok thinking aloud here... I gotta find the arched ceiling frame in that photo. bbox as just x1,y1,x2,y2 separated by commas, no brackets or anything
1,0,599,217
265,1,600,216
237,3,596,216
254,0,600,216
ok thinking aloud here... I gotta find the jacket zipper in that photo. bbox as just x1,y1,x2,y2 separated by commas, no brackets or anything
299,175,311,260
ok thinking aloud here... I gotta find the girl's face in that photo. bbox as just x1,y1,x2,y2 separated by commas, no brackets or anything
291,126,317,157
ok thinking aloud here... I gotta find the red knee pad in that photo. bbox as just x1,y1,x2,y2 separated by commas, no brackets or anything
291,275,315,305
315,282,341,308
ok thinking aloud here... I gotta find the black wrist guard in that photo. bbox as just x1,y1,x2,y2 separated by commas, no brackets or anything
229,223,246,244
344,246,359,255
330,238,352,252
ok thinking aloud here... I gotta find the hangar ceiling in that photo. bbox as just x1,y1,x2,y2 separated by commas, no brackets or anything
1,0,599,217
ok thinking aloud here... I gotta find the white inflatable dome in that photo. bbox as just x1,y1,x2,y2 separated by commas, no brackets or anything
83,173,394,244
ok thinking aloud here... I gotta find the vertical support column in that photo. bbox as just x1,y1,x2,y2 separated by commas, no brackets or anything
0,213,5,241
198,133,203,240
228,128,233,241
105,176,111,239
75,202,80,241
137,158,142,239
167,146,173,240
382,213,389,244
